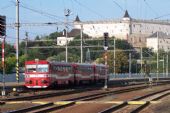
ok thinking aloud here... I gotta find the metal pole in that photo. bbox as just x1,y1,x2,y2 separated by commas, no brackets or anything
157,32,159,81
104,51,108,89
141,47,143,77
65,14,68,62
25,32,28,59
16,0,20,83
166,54,168,77
129,53,131,78
80,24,83,63
163,56,165,77
114,38,116,78
2,37,5,96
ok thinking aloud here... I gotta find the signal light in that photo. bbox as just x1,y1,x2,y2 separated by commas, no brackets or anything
0,16,6,36
103,32,108,47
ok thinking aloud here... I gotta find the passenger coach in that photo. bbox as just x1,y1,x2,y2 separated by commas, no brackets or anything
24,59,108,88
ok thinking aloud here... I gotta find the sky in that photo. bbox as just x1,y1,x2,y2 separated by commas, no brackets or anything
0,0,170,44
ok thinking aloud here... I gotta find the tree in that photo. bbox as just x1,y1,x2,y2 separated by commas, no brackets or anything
47,52,80,62
96,49,128,73
5,56,16,74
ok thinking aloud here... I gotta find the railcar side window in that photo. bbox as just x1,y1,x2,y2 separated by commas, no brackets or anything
53,65,72,73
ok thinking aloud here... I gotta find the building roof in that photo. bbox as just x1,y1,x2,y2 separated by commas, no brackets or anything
123,10,131,18
68,29,80,37
74,15,80,22
148,31,170,39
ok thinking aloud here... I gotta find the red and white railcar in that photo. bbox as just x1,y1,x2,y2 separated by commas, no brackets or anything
24,59,108,88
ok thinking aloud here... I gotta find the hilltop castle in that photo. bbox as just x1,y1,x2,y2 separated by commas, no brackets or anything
73,10,170,48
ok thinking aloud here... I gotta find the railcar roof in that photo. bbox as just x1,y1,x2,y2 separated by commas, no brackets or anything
25,60,49,64
25,60,106,67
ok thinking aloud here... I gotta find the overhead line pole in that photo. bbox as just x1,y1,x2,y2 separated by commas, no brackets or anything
1,36,6,96
166,53,169,77
157,32,159,82
64,9,70,63
16,0,20,83
129,53,131,78
141,47,143,77
114,38,116,78
25,32,28,60
80,24,83,63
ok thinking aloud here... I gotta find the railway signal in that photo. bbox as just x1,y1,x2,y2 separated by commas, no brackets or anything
0,15,6,36
103,32,108,50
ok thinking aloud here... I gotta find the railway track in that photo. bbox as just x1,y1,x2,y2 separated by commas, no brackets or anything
5,82,169,113
1,79,169,102
100,88,170,113
1,81,170,113
4,84,148,113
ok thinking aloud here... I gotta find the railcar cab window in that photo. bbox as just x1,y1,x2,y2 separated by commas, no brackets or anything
26,64,48,73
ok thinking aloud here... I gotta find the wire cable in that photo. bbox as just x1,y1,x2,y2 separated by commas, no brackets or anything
112,0,125,12
143,0,159,17
10,1,64,22
73,0,107,19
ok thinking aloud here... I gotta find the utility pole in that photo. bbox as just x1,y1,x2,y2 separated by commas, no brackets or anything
157,32,159,81
114,38,116,78
141,47,143,77
0,15,6,96
163,56,165,77
129,53,131,78
25,32,28,59
64,9,70,62
166,53,168,77
80,24,83,63
16,0,20,83
103,32,109,89
1,37,5,96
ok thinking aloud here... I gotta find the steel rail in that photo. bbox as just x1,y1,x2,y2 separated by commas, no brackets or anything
99,88,170,113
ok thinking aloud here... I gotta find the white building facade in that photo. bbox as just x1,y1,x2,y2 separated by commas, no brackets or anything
147,32,170,52
57,37,74,46
74,10,170,48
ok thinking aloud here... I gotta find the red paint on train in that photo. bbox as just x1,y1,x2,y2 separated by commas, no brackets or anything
24,59,108,88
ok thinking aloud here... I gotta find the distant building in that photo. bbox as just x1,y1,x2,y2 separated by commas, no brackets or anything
74,10,170,48
57,37,74,46
147,32,170,52
57,29,80,46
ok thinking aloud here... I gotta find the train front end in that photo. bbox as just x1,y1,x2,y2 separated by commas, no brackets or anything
24,59,51,88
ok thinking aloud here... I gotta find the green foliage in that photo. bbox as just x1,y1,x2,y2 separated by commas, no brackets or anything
4,31,154,74
5,56,16,74
47,52,80,62
19,55,26,67
96,50,129,73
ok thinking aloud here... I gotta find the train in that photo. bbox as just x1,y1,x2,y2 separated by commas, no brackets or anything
24,59,108,88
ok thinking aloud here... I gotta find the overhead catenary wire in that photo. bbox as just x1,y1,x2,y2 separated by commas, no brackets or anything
10,1,65,22
73,0,107,19
112,0,125,12
154,13,170,19
143,0,159,17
